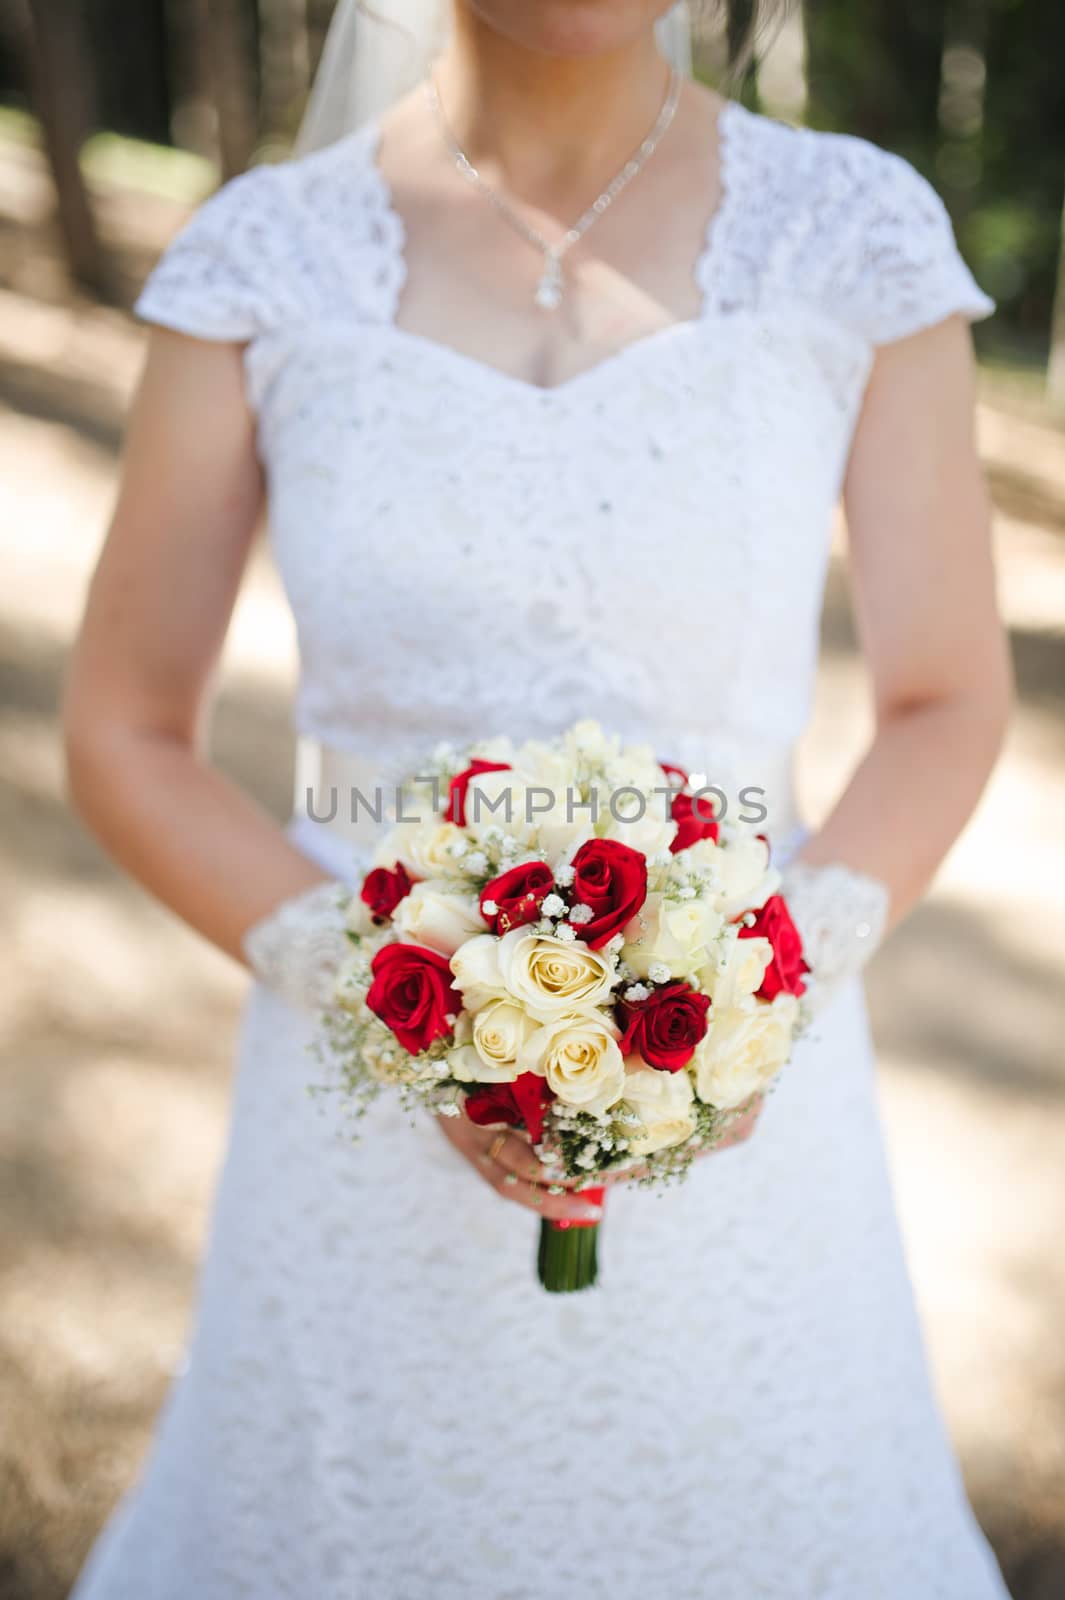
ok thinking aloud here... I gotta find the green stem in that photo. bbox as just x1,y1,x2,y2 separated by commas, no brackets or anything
537,1218,600,1292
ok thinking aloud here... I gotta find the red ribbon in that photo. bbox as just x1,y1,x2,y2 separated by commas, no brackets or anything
550,1184,606,1230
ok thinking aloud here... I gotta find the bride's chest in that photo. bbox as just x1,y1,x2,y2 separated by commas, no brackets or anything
247,309,870,618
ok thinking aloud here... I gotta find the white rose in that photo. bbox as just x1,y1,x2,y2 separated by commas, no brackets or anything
449,933,506,1012
444,1006,528,1084
470,736,516,765
713,833,780,917
621,1064,697,1155
463,766,535,845
344,891,376,939
603,744,672,811
680,835,723,876
560,720,620,768
497,929,616,1020
370,825,406,869
599,790,675,860
505,741,607,856
392,883,486,957
520,1013,625,1116
621,893,723,980
699,932,773,1009
371,820,470,879
692,993,799,1110
407,821,476,880
516,743,573,791
471,999,537,1079
527,781,597,860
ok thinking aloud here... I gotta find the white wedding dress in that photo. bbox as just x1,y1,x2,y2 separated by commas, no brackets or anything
73,101,1011,1599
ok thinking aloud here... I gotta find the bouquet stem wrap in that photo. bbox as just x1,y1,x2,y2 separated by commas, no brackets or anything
538,1186,606,1292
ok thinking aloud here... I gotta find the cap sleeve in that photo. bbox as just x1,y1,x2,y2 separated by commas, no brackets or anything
134,163,291,342
833,142,994,346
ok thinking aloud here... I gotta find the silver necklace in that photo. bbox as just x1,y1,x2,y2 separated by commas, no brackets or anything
424,68,683,312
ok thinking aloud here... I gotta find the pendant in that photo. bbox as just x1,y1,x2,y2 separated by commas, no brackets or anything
534,252,563,312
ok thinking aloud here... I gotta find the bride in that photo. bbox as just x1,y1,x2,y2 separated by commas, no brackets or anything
65,1,1013,1595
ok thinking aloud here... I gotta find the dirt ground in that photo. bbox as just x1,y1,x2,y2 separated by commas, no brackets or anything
1,135,1064,1600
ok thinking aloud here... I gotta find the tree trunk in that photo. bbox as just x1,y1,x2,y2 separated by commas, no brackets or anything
726,0,759,97
22,0,109,295
195,0,255,178
161,0,257,176
208,0,260,178
258,0,310,146
937,0,991,221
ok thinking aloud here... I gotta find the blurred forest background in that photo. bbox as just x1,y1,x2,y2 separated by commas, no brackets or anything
3,0,1065,380
1,4,1064,1600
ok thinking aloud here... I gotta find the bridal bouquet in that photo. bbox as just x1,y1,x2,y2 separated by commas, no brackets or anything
319,720,809,1291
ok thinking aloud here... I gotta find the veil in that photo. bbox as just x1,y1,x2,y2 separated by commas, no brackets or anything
294,1,694,154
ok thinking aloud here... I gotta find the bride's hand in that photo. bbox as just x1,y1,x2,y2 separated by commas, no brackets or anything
437,1116,605,1223
609,1091,766,1184
709,1091,765,1152
439,1092,764,1210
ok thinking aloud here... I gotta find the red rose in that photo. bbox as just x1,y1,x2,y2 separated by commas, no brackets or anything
617,980,711,1071
464,1071,555,1144
570,838,648,950
669,792,721,854
660,760,689,788
738,894,809,999
480,861,555,935
360,862,416,921
444,759,512,827
366,942,462,1054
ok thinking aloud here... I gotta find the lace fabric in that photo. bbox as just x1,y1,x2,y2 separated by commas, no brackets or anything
242,879,351,1011
69,102,1011,1600
781,858,890,1013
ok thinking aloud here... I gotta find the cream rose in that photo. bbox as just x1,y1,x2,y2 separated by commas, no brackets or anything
497,929,616,1020
699,931,773,1009
449,933,506,1012
621,1064,697,1155
371,819,470,879
692,993,799,1110
407,820,478,879
445,1007,527,1084
392,883,486,957
520,1013,626,1116
621,893,723,981
471,999,538,1078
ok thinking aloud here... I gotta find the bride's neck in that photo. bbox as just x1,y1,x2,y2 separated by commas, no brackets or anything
435,7,674,193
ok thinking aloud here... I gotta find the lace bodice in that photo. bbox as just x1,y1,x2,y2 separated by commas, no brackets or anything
135,101,992,815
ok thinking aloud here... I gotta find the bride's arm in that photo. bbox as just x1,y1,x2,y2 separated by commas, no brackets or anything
63,329,329,965
790,314,1011,953
63,329,601,1220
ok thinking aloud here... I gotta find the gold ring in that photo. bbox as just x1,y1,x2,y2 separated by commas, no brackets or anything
488,1131,509,1164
